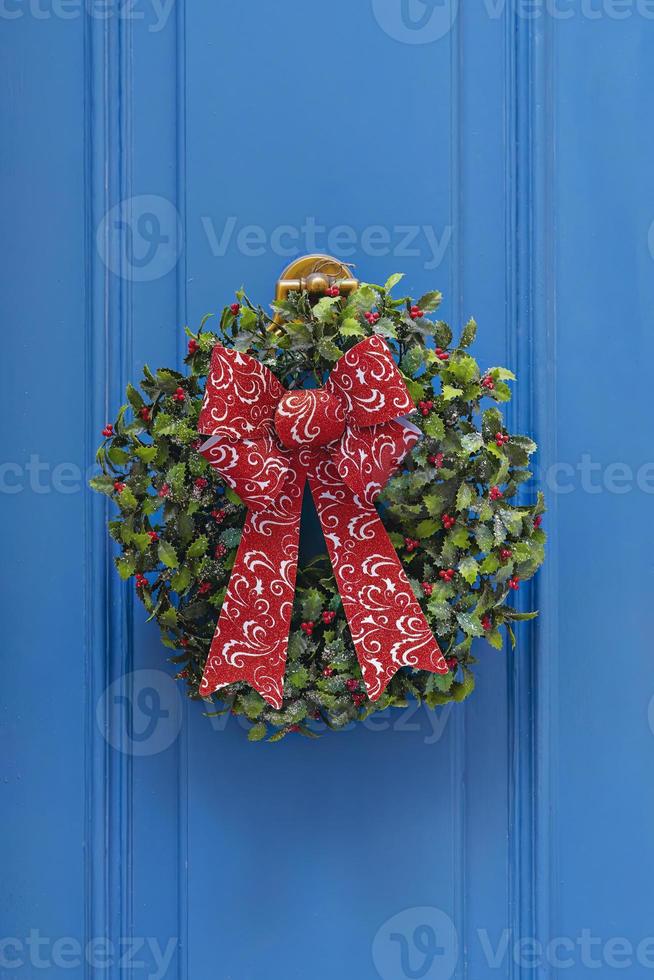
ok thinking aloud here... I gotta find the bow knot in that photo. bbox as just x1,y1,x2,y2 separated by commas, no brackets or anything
274,389,346,449
196,335,447,709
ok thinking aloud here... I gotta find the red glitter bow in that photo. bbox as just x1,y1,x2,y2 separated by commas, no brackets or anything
197,335,446,708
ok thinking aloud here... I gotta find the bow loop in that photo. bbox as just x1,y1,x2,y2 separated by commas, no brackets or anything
330,419,421,507
325,335,415,429
200,432,292,512
198,345,286,439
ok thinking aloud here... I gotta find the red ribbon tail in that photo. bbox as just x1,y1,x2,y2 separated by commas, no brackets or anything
199,468,305,710
308,458,448,702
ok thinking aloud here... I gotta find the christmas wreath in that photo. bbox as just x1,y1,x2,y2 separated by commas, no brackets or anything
91,274,545,741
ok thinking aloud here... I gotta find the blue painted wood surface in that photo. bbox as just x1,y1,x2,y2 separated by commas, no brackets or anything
2,2,654,978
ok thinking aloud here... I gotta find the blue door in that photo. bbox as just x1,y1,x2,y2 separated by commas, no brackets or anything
3,2,654,978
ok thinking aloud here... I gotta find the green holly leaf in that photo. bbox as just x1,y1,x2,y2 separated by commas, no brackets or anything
219,527,242,548
416,518,439,538
461,433,484,454
456,612,485,637
373,317,397,339
339,317,366,338
115,556,136,580
289,666,309,689
117,486,138,511
446,354,478,385
171,567,192,592
247,723,267,742
417,290,442,312
455,482,474,512
187,535,208,559
160,606,178,628
458,557,479,586
459,317,477,348
301,588,323,621
442,385,463,401
313,297,340,323
135,446,158,463
89,475,116,496
384,272,405,291
479,554,500,574
422,415,445,439
400,346,426,377
158,540,179,569
317,338,343,362
488,366,516,381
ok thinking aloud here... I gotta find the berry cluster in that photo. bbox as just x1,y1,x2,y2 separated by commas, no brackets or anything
409,305,424,320
418,399,434,416
404,537,420,552
489,486,503,501
364,311,381,325
495,432,510,448
429,452,445,468
434,346,449,362
325,285,340,298
439,568,455,583
442,513,456,530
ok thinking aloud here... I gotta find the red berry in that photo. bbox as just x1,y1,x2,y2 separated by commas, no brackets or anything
490,486,503,501
102,424,113,437
230,303,240,315
321,610,336,624
198,581,212,595
173,387,185,402
194,477,208,490
353,693,365,707
148,530,159,542
346,678,358,692
139,406,151,422
322,666,334,677
301,621,314,635
188,339,199,355
500,548,512,561
445,656,458,671
214,544,227,559
508,577,520,591
422,582,433,597
534,515,543,529
211,508,226,523
135,573,148,590
437,351,449,361
326,285,340,297
289,724,301,733
113,481,126,493
442,514,455,529
481,615,492,631
481,375,495,390
180,637,189,647
158,482,170,498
